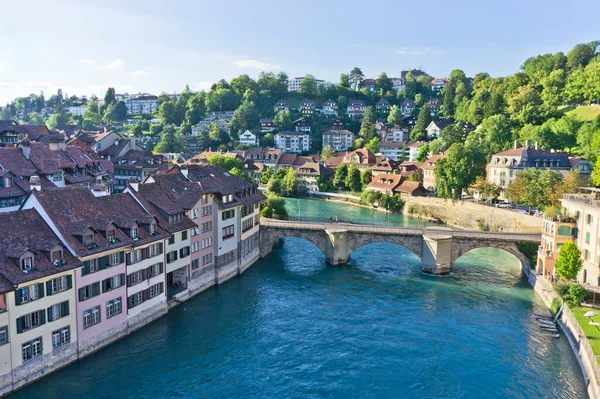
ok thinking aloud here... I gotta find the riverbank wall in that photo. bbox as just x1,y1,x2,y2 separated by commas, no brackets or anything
526,269,600,399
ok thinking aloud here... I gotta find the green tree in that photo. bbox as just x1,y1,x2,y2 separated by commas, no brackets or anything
207,154,244,172
153,124,178,153
345,165,362,192
260,133,275,147
429,138,449,155
360,169,372,189
333,164,348,188
410,105,432,142
506,168,564,209
267,177,284,196
273,109,293,131
208,122,231,144
103,87,116,107
158,101,177,125
555,241,583,281
321,145,337,161
284,168,300,196
260,194,288,218
349,67,364,91
567,41,599,70
28,112,43,125
365,137,380,154
360,190,381,206
114,101,127,120
185,91,206,125
300,75,318,96
339,74,351,89
359,106,377,141
260,167,274,185
230,100,260,136
376,72,393,93
387,105,403,125
416,144,429,162
435,143,487,199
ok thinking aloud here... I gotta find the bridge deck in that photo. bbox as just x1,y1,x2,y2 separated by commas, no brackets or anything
260,218,541,242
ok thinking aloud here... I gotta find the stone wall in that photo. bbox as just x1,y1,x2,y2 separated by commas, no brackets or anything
12,341,78,391
0,371,12,397
404,197,542,233
78,321,128,359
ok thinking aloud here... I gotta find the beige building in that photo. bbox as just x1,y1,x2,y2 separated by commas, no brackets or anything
536,217,578,280
560,188,600,288
421,154,446,192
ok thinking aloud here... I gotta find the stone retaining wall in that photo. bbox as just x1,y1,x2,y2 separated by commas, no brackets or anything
403,196,542,233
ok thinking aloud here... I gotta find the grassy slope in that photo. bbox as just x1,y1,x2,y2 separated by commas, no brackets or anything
564,105,600,121
570,306,600,363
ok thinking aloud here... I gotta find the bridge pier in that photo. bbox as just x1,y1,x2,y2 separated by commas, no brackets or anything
421,232,452,275
325,229,350,265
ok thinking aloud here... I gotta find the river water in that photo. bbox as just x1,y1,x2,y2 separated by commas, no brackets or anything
9,198,587,398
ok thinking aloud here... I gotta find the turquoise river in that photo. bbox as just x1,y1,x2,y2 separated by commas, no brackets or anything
8,198,587,398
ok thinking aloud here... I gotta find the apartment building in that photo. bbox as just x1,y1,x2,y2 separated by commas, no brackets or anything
322,130,355,152
0,209,80,395
322,99,338,116
536,216,578,280
274,131,310,153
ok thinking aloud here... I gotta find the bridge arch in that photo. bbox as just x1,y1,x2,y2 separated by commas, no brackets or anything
260,228,330,261
346,234,423,263
451,240,530,272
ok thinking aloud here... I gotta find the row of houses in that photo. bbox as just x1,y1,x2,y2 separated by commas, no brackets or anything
0,163,264,396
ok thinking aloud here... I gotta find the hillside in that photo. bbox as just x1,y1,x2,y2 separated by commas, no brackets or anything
565,105,600,121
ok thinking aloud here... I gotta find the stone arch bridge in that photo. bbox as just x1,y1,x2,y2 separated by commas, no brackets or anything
259,219,540,274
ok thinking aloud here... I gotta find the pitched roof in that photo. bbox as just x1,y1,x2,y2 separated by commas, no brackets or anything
0,208,80,289
367,173,403,191
343,148,376,165
429,119,453,130
323,129,355,137
297,162,333,176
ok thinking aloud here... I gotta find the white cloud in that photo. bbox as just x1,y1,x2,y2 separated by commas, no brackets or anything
397,47,447,56
234,59,279,70
103,59,125,70
196,81,214,91
80,59,98,66
129,70,150,77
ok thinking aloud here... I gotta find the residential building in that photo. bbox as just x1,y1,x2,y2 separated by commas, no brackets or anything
243,147,282,169
239,130,258,147
0,209,79,395
380,142,407,161
111,139,164,192
273,99,289,113
296,162,333,192
347,100,367,119
370,159,401,176
322,99,338,116
21,187,170,358
342,148,376,170
361,79,376,91
0,121,50,147
274,131,310,153
260,119,275,133
427,98,441,115
560,189,600,288
425,119,453,139
331,118,346,130
68,105,88,116
391,77,406,91
299,99,315,115
293,117,312,133
536,216,578,280
400,99,415,116
366,173,403,195
407,141,427,162
487,141,592,190
421,153,446,191
322,130,355,152
431,78,449,91
384,125,409,142
376,99,391,115
124,95,159,115
287,77,334,92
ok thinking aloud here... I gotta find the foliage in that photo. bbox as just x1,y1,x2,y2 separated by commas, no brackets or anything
360,190,381,206
387,104,403,125
475,218,487,231
349,67,364,91
435,143,487,200
506,168,564,208
260,194,288,218
410,105,432,142
365,137,380,154
359,106,377,141
333,164,348,188
273,109,293,131
381,194,405,212
516,241,539,265
345,165,362,192
360,169,372,189
555,241,583,281
471,178,501,200
416,144,429,162
261,167,274,184
321,145,337,161
229,99,260,136
206,154,244,174
568,284,588,306
300,75,318,96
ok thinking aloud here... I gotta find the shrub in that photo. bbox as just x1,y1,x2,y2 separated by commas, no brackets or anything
475,218,487,231
516,241,539,265
554,282,571,297
568,284,587,306
551,298,562,314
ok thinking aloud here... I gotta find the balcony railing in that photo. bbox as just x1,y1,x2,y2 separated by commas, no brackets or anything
563,194,600,207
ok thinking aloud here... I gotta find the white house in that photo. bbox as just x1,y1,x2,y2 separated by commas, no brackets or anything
68,105,88,116
288,77,334,92
322,99,338,116
125,95,159,115
380,142,408,161
425,119,453,140
274,131,310,153
322,130,355,152
239,130,257,147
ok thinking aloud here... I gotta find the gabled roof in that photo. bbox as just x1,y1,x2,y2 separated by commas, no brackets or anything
343,148,376,165
376,99,391,107
297,162,333,176
367,173,403,191
428,119,453,130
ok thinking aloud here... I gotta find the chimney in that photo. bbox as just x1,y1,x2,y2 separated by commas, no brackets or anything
514,140,518,149
130,136,136,151
30,175,41,191
534,141,539,150
20,141,31,159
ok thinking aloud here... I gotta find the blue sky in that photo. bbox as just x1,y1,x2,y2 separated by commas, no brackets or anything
1,0,599,104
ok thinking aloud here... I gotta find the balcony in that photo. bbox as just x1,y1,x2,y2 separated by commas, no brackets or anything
563,191,600,207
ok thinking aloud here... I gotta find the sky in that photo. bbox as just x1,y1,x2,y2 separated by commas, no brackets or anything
1,0,599,104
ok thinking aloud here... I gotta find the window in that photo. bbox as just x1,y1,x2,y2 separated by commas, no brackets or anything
202,205,212,216
201,195,208,205
82,258,99,275
21,256,33,271
584,249,591,261
222,225,234,240
182,230,188,240
586,232,591,244
106,298,122,319
52,327,70,348
557,226,572,237
17,310,45,333
22,338,42,362
166,251,178,264
0,326,8,345
148,282,163,299
102,274,125,292
47,301,69,322
191,227,199,236
222,210,235,221
147,263,162,278
107,229,116,242
78,282,100,301
129,292,144,308
202,253,213,266
51,249,63,263
149,223,156,234
192,208,199,219
191,242,199,253
201,221,212,233
127,270,144,287
111,252,121,266
16,283,45,305
169,213,183,224
147,243,162,257
3,177,12,188
179,246,190,258
83,234,94,245
168,235,175,245
131,227,138,239
201,237,212,249
587,214,594,225
131,249,143,263
48,275,71,295
191,259,200,270
52,172,62,181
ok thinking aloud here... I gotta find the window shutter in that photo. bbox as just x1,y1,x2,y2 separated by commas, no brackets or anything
174,251,178,261
82,261,90,275
16,318,23,334
126,251,132,265
120,274,126,286
102,280,108,293
67,275,73,289
119,251,125,264
179,248,183,258
144,289,149,301
128,296,134,309
159,263,163,274
92,282,100,296
15,289,22,305
160,282,164,294
47,306,53,321
158,243,163,254
38,283,45,299
40,310,46,325
78,287,84,301
99,256,107,270
62,301,69,317
46,281,53,296
141,269,146,280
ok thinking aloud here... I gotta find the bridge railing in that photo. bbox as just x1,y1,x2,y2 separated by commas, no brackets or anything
280,215,444,229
